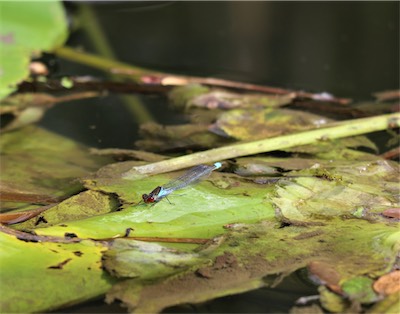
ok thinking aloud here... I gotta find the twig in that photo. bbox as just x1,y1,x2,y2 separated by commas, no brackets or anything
54,46,351,104
122,113,400,179
18,78,170,94
95,236,209,244
0,224,209,245
54,46,155,80
373,90,400,102
0,224,81,243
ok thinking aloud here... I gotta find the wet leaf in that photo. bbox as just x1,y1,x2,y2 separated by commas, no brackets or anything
308,261,342,293
0,126,110,201
0,204,53,225
0,1,68,99
318,286,348,313
3,148,399,312
367,292,400,313
102,219,398,312
13,190,119,231
103,239,204,280
341,276,378,304
373,270,400,295
272,160,399,223
283,136,378,155
233,158,283,177
0,232,114,313
290,304,324,314
89,147,169,162
382,208,400,219
169,84,294,111
212,108,331,140
136,122,230,151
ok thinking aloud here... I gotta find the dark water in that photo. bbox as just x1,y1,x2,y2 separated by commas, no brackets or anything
44,2,398,313
40,1,399,149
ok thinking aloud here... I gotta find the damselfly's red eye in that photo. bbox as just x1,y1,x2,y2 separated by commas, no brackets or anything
142,194,156,203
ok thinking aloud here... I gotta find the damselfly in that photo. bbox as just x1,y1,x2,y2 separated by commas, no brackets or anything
142,162,222,204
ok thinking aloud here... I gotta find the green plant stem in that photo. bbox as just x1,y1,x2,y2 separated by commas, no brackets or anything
54,46,156,80
122,112,400,179
75,4,153,123
78,4,116,59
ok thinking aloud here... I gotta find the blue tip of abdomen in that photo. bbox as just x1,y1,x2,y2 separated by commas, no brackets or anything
214,162,222,169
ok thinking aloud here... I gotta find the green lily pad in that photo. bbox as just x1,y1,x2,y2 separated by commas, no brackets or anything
3,147,399,312
0,1,68,99
104,218,398,312
0,232,114,313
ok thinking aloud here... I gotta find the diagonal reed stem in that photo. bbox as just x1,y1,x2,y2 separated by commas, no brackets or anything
122,113,400,179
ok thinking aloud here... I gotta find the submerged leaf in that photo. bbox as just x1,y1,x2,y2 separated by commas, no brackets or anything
0,126,111,201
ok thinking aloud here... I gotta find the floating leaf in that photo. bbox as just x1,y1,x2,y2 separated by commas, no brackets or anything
212,108,332,140
136,122,229,152
0,1,68,99
341,276,378,304
0,232,114,313
373,270,400,296
0,204,52,225
168,84,210,111
103,239,204,280
318,286,348,313
1,126,110,198
13,190,119,231
3,146,399,312
272,160,399,223
169,84,294,111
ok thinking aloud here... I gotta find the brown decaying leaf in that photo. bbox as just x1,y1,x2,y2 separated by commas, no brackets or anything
382,208,400,219
308,261,343,294
373,271,400,295
0,204,54,225
0,190,62,204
